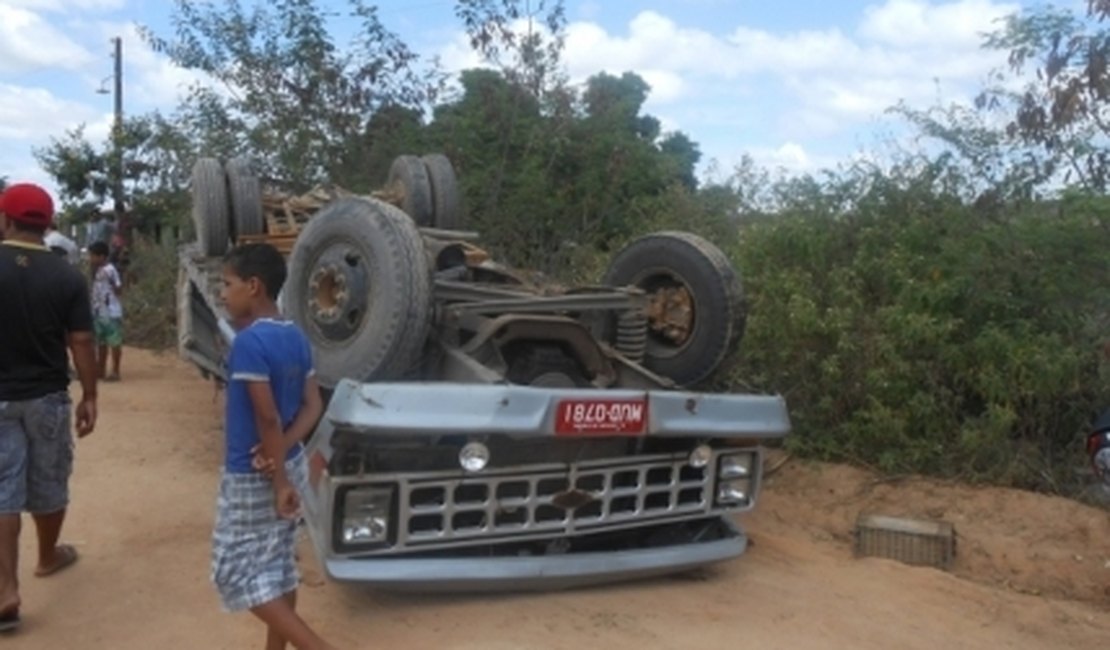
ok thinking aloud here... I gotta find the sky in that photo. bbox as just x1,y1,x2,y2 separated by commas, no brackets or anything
0,0,1074,200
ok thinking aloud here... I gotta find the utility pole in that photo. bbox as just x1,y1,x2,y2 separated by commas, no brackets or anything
111,36,126,242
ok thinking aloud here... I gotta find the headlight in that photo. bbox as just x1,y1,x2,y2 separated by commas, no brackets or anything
716,478,751,505
688,444,712,468
340,485,393,547
719,453,754,479
459,442,490,472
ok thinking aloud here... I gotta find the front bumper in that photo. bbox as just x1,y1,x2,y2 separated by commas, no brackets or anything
312,516,747,593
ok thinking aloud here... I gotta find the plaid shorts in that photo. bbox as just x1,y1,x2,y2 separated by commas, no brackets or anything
210,448,308,612
0,392,73,515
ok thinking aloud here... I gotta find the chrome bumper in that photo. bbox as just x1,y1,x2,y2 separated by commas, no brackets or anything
314,516,747,593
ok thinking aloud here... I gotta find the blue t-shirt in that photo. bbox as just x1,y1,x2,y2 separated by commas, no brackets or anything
224,318,315,474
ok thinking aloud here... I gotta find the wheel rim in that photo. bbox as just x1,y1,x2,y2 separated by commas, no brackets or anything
305,243,371,343
637,270,696,359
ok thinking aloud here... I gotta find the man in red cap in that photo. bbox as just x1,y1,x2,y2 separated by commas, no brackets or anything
0,182,98,632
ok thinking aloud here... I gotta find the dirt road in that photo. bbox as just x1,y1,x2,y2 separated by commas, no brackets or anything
5,349,1109,649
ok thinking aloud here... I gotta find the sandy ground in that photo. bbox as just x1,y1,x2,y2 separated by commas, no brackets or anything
4,348,1109,649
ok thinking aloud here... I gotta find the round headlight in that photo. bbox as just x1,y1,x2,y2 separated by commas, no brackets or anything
688,444,712,468
459,442,490,472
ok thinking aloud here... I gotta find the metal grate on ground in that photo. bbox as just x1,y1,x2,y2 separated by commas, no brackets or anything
854,514,956,570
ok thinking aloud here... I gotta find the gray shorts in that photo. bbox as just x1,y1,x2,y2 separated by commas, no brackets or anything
0,392,73,515
210,448,308,612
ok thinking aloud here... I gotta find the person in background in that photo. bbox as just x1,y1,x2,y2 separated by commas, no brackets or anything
87,241,124,382
0,183,98,633
84,211,115,250
44,224,79,266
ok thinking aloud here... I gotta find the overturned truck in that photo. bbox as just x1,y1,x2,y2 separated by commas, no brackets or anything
177,154,791,591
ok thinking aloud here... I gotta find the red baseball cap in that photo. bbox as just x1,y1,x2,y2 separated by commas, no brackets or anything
0,183,54,228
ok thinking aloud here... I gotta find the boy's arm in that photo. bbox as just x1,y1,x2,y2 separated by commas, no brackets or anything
110,267,123,296
246,382,289,485
282,374,324,450
246,381,299,519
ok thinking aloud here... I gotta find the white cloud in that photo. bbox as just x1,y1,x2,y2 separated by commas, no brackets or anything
2,0,124,11
0,4,93,72
559,1,1018,114
110,23,214,109
859,0,1013,48
765,142,811,170
0,83,99,140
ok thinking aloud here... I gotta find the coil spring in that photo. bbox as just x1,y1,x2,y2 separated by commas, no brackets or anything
615,308,648,363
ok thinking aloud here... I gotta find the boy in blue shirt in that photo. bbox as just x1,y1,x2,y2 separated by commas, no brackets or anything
211,243,336,650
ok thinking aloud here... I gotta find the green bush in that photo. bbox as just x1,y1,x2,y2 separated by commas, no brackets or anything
121,237,179,351
728,168,1110,493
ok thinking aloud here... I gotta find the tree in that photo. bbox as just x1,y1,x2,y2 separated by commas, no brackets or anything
455,0,568,100
34,113,196,233
977,2,1110,191
33,125,111,221
140,0,446,191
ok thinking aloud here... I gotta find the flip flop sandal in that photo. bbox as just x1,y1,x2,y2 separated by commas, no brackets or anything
35,544,78,577
0,608,20,633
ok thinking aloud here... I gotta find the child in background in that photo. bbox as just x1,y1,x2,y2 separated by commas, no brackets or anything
211,243,336,650
88,241,123,381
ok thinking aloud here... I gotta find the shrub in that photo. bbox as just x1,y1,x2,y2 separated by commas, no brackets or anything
121,236,179,351
728,168,1110,493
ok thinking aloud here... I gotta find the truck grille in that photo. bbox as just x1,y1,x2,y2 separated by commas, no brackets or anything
393,453,715,550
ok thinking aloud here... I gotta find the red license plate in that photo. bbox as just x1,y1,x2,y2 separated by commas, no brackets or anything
555,398,647,436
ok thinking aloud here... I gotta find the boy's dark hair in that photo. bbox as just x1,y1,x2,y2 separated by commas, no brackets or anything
88,241,110,257
223,243,287,300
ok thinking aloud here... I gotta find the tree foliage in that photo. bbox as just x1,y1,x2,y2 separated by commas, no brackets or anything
729,158,1110,492
33,113,194,231
139,0,446,191
976,2,1110,190
455,0,567,99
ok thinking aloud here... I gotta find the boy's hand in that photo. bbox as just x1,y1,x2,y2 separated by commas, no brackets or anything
274,479,300,520
250,443,277,476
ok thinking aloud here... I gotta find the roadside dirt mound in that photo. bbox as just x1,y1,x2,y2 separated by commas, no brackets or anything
755,451,1110,605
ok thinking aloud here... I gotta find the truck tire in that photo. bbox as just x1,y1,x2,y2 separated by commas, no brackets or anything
421,153,462,230
602,232,746,386
226,156,264,240
191,157,229,256
285,197,433,388
387,154,434,226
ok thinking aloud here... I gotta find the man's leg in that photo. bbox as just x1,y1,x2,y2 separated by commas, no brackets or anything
0,515,20,615
0,407,27,619
25,394,77,578
30,510,75,576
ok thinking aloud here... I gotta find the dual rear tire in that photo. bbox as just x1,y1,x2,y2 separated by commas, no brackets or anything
190,157,265,257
